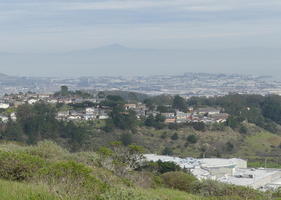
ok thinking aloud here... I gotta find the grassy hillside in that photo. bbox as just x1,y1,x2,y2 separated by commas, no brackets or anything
0,179,58,200
85,122,281,167
0,141,273,200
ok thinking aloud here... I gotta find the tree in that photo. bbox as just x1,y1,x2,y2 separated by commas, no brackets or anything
192,122,206,131
162,147,173,155
143,99,155,111
239,125,248,134
172,95,187,111
16,103,59,144
144,114,165,129
187,134,198,144
120,133,133,146
156,161,181,174
108,142,144,176
171,133,179,140
2,120,24,142
60,85,69,96
225,141,234,152
157,105,169,113
110,105,137,130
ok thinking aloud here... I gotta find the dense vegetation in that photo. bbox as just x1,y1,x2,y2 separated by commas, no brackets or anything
186,94,281,133
0,141,276,200
1,92,281,199
1,93,281,164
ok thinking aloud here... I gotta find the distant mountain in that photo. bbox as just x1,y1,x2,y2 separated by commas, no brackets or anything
0,73,9,78
0,44,281,78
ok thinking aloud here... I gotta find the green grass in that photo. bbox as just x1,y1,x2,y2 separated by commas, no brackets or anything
237,131,281,156
0,140,273,200
145,188,209,200
0,179,59,200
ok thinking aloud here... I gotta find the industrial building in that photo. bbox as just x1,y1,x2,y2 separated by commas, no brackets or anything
144,154,281,190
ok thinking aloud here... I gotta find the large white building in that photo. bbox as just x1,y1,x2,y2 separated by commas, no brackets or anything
144,154,281,190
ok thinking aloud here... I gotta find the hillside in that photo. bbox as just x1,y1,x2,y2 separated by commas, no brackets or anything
0,141,274,200
83,122,281,167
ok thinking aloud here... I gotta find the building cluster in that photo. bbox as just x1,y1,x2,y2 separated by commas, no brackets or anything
0,92,229,124
161,107,229,124
1,73,281,97
145,154,281,191
0,93,103,122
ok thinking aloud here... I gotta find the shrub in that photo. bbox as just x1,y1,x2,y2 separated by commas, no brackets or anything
161,171,197,193
191,180,270,200
187,134,198,144
239,125,248,134
120,133,133,146
0,151,45,181
162,147,173,156
156,161,181,174
170,133,179,140
26,140,69,160
139,160,181,174
192,122,206,131
38,160,108,199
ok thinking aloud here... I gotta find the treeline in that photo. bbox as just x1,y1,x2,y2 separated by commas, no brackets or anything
141,93,281,133
0,103,87,151
187,94,281,133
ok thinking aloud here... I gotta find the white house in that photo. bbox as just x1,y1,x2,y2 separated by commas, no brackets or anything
0,103,9,109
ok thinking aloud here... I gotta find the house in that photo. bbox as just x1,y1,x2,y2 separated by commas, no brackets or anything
162,113,176,124
0,103,9,109
98,110,109,119
38,94,50,99
83,114,96,121
165,118,176,123
210,113,229,123
85,107,96,114
162,112,175,119
47,99,58,104
13,101,25,108
124,104,137,110
176,111,191,123
0,115,9,123
27,98,38,104
57,111,70,118
197,107,221,115
10,112,17,121
67,115,81,120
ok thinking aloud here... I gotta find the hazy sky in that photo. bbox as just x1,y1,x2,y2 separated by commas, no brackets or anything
0,0,281,77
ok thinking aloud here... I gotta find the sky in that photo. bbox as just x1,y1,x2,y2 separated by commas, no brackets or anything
0,0,281,77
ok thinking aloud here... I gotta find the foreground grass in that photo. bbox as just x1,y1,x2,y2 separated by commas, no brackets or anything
0,141,273,200
0,179,59,200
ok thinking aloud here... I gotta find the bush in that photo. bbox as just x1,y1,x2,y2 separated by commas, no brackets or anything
170,133,179,140
161,171,197,193
187,134,198,144
0,151,45,181
239,125,248,134
26,140,69,160
191,122,206,131
139,161,181,174
162,147,173,156
191,180,270,200
38,161,108,199
120,133,133,146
